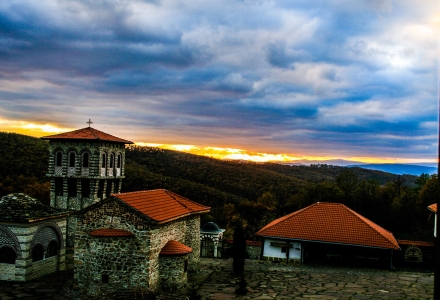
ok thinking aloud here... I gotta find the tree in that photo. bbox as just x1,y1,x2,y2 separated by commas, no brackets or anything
335,169,358,204
232,222,246,274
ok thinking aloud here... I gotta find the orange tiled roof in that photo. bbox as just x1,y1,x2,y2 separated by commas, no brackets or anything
113,189,210,223
397,240,435,247
160,240,192,256
41,127,133,144
428,203,437,213
256,202,400,250
89,228,134,237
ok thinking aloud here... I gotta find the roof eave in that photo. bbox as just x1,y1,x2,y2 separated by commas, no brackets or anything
256,235,400,251
156,209,211,225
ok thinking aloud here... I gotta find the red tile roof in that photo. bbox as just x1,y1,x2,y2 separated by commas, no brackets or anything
89,228,134,237
41,127,133,144
397,240,435,247
428,203,437,213
160,240,192,256
113,189,210,224
256,202,400,250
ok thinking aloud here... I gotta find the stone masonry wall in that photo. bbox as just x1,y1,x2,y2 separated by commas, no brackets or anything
75,199,201,294
0,218,67,281
184,216,201,272
0,263,15,281
48,141,127,211
159,255,188,290
75,199,155,295
147,218,192,290
27,255,59,281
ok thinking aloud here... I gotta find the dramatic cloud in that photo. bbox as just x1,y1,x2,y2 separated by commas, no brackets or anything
0,0,438,161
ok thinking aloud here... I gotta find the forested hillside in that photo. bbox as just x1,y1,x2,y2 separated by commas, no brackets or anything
0,132,50,204
0,133,437,242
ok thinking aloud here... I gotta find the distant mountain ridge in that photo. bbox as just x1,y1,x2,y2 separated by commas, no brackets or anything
286,159,437,176
348,164,437,176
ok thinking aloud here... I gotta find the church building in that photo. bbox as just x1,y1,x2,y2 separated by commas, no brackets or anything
38,123,210,293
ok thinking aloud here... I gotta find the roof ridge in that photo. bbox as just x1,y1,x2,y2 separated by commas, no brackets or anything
257,202,319,234
341,203,397,248
87,127,101,140
165,190,190,211
112,189,166,196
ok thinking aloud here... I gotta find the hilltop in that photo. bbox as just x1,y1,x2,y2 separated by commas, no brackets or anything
0,132,436,241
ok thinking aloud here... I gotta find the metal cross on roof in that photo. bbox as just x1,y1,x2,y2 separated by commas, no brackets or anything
86,119,93,127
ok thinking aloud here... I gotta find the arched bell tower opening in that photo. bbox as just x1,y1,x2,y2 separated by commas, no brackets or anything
42,123,133,212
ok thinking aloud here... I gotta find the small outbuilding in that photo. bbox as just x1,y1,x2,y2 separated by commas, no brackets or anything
256,202,400,269
0,193,69,281
74,189,210,295
200,222,225,258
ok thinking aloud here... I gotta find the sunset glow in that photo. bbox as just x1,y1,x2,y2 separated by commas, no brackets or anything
0,118,75,137
0,119,436,165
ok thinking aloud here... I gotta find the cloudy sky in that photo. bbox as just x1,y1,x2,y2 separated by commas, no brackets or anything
0,0,438,163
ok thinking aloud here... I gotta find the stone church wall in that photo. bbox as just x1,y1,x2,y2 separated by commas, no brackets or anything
159,255,188,290
75,200,152,294
0,218,67,281
74,198,201,294
184,216,201,271
0,263,15,281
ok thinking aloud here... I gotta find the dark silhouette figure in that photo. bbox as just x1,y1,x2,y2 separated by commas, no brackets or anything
232,222,246,274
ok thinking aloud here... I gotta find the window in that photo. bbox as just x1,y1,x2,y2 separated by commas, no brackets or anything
102,274,109,284
102,153,107,168
69,152,76,168
117,154,121,168
32,244,45,262
281,247,288,253
106,180,112,197
55,178,63,196
0,246,16,264
81,179,90,198
56,152,63,167
113,180,120,194
46,240,58,258
98,180,105,199
68,178,77,197
109,154,114,168
82,152,89,168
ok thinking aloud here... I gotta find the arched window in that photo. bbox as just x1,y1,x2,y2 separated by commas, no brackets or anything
82,152,89,168
46,240,59,258
117,154,122,168
69,152,76,168
0,246,16,264
109,154,114,168
102,153,107,168
32,244,45,262
56,152,63,167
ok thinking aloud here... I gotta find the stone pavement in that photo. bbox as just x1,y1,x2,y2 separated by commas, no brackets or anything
0,259,434,299
198,259,434,299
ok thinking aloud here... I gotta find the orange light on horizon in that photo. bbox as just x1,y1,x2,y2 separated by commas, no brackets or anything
0,118,434,165
133,142,436,164
0,118,74,137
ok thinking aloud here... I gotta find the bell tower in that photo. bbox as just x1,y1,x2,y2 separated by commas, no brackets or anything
41,122,133,211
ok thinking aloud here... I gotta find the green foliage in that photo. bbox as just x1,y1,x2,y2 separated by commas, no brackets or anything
0,132,50,204
0,132,49,181
0,135,434,242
